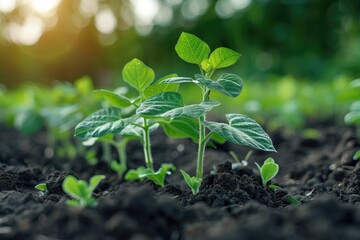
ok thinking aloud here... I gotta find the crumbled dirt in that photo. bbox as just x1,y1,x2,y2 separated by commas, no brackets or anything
0,122,359,240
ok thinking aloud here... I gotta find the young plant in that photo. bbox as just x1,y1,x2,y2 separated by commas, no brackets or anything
125,163,176,187
255,157,279,188
137,32,276,194
62,175,105,208
35,183,48,193
344,79,360,135
75,59,179,184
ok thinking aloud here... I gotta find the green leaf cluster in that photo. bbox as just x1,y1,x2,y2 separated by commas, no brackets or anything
73,32,276,194
180,170,202,195
344,79,360,126
62,175,105,208
161,32,276,194
125,163,176,187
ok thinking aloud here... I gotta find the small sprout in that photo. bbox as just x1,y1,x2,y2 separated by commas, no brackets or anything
230,150,252,170
269,184,282,190
353,150,360,161
125,163,176,187
62,175,105,208
255,157,279,186
288,195,301,205
180,169,202,195
35,183,48,193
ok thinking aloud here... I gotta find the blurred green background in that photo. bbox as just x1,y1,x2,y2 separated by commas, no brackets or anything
1,0,359,86
0,0,359,130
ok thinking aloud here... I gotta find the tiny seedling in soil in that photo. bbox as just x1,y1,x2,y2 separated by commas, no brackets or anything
125,163,176,187
62,175,105,208
145,32,276,194
34,183,48,193
353,150,360,161
230,150,252,170
255,157,279,188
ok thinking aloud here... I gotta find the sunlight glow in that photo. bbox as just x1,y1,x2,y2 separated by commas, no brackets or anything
7,16,44,45
80,0,98,17
95,8,117,34
28,0,61,15
155,5,173,26
0,0,17,13
181,0,209,20
130,0,160,26
215,0,251,18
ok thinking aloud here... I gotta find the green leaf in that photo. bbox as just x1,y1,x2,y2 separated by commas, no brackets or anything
120,124,144,139
62,175,82,200
353,150,360,161
122,58,155,92
137,92,219,118
94,89,132,107
195,73,243,97
264,157,275,164
14,108,44,135
344,111,360,124
202,114,276,152
175,32,210,65
160,76,194,84
180,169,202,195
110,160,126,174
144,74,179,99
261,162,279,185
66,199,80,207
269,184,282,190
75,108,139,140
89,175,105,192
288,195,301,205
146,163,176,187
40,105,82,131
162,118,199,142
35,183,48,192
208,47,240,70
125,167,146,180
125,164,176,187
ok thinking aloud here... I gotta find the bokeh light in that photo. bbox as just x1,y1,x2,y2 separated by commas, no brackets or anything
0,0,17,13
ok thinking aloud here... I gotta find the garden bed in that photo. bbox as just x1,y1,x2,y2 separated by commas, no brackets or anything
0,122,359,240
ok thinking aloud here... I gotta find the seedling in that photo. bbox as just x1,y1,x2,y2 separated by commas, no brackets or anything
34,183,48,193
62,175,105,208
344,78,360,135
230,150,252,170
255,157,279,187
125,163,176,187
75,59,179,183
180,170,202,195
353,150,360,161
138,32,275,194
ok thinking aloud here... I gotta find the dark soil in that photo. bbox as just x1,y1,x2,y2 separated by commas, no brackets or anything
0,122,359,240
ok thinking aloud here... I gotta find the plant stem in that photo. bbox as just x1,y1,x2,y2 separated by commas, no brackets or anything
196,115,206,179
102,141,112,162
143,117,154,170
117,140,127,173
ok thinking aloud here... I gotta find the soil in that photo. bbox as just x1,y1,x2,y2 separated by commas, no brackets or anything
0,122,359,240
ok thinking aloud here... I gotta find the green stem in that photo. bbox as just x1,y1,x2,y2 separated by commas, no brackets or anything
143,117,154,170
118,142,127,169
102,141,112,162
196,115,206,179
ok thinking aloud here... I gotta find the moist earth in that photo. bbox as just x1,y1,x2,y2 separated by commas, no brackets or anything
0,123,359,240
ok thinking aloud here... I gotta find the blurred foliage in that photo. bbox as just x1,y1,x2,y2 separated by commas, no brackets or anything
0,0,359,87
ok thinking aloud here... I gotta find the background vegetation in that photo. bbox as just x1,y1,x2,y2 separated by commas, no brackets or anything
0,0,359,129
